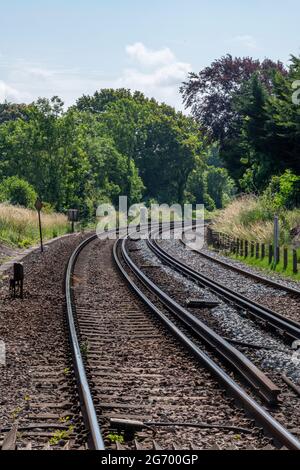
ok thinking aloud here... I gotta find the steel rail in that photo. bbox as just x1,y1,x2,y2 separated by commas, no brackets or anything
65,233,103,450
64,222,180,449
181,227,300,296
148,229,300,343
115,235,300,450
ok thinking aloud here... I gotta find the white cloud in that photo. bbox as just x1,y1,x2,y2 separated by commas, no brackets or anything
119,43,191,109
0,80,30,102
126,42,175,67
0,43,191,110
231,35,257,50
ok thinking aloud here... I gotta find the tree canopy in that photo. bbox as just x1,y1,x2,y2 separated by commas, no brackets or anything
182,54,300,206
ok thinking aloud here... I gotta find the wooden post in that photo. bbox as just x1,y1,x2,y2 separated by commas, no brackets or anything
276,246,280,264
261,244,265,260
236,239,240,256
244,240,249,258
293,250,298,274
283,248,288,271
207,227,212,246
250,241,254,257
274,216,279,266
269,244,273,265
256,243,260,259
240,240,244,257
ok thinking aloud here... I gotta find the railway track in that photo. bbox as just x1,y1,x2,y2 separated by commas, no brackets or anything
147,227,300,343
181,227,300,297
0,234,91,451
3,225,300,450
69,228,300,449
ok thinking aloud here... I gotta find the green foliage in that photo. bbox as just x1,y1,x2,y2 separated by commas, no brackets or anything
261,170,300,210
0,176,37,208
107,433,125,444
206,167,236,208
185,158,235,210
185,54,300,202
0,90,211,218
82,91,203,205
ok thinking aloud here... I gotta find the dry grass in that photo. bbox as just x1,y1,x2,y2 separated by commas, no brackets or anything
0,203,69,247
213,195,300,244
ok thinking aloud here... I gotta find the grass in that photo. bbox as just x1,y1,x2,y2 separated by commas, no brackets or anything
229,251,300,281
0,203,70,248
211,196,300,281
213,195,300,245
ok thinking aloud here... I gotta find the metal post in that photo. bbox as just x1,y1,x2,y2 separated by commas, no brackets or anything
274,216,279,266
38,210,43,252
35,198,44,253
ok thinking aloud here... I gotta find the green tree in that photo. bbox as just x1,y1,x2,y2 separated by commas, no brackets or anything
0,176,37,208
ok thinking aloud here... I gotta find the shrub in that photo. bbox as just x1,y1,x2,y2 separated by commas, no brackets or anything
0,176,37,209
262,170,300,210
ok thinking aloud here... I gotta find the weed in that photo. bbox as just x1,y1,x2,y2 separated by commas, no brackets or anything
49,425,74,446
107,433,124,444
80,341,89,359
59,416,70,424
11,406,23,420
63,367,70,376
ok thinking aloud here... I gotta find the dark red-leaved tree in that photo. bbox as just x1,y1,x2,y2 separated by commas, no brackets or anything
180,55,286,141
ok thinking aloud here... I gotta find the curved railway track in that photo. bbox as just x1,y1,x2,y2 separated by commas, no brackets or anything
181,227,300,297
2,225,299,450
147,227,300,343
64,227,300,450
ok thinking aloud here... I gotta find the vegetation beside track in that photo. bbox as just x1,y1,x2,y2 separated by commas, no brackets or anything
0,203,69,248
210,196,300,280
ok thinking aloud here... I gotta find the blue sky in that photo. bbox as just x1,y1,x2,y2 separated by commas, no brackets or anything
0,0,299,109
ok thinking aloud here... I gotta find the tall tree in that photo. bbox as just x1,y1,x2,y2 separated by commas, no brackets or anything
181,55,286,141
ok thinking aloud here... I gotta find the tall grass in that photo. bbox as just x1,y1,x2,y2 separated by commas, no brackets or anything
0,203,69,248
213,196,300,245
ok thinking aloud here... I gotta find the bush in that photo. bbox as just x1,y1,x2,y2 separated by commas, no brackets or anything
185,164,235,210
262,170,300,210
0,176,37,208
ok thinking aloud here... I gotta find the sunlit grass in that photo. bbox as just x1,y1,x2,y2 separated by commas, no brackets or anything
229,252,300,281
0,203,70,248
213,195,300,245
